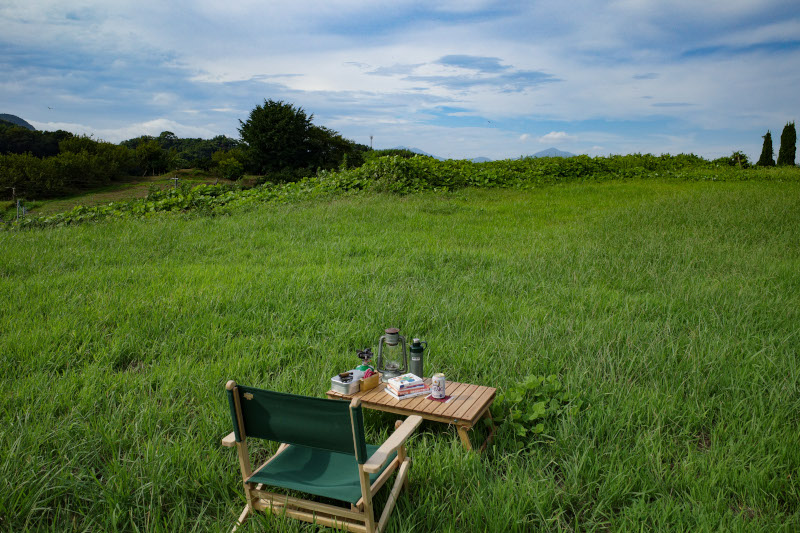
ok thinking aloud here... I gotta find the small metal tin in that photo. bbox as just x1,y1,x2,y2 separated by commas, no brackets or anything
431,373,446,399
331,374,360,395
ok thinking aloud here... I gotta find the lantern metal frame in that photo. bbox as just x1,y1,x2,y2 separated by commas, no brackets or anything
376,327,408,381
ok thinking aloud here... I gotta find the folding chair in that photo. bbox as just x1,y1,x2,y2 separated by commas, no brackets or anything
222,380,422,532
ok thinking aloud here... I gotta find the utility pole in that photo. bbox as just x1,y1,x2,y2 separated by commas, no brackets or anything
370,135,373,150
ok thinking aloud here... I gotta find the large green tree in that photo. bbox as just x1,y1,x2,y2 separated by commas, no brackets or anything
307,125,367,170
757,130,775,167
777,122,796,166
238,99,313,174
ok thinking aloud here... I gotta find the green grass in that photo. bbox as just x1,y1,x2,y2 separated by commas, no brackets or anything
1,179,799,531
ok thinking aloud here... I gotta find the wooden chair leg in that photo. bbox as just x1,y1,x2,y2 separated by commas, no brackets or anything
231,504,250,533
376,458,411,533
359,466,377,533
394,420,410,491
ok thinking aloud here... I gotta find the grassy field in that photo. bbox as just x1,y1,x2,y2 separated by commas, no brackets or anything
1,179,799,531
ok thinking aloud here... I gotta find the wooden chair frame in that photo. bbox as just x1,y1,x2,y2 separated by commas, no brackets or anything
222,380,422,533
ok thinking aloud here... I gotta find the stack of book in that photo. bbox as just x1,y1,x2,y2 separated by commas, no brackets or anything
385,373,430,400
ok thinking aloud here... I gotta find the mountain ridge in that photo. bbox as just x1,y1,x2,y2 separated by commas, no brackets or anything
0,114,36,130
529,147,576,158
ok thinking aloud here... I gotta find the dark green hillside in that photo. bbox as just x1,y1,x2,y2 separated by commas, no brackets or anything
0,113,35,130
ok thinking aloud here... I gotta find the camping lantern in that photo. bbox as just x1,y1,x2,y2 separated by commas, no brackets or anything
376,327,408,381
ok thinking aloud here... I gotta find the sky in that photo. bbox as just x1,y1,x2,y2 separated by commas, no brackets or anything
1,1,798,161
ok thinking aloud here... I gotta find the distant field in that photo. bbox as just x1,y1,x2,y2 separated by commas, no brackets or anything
19,170,247,216
1,180,799,531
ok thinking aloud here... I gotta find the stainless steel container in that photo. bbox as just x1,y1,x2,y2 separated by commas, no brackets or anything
409,338,427,378
331,374,360,395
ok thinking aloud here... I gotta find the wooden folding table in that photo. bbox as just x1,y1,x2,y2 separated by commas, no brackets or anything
327,377,496,451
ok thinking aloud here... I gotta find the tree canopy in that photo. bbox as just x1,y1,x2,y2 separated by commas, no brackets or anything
120,132,239,170
238,99,369,180
0,120,71,158
777,122,796,166
238,99,313,174
757,130,775,167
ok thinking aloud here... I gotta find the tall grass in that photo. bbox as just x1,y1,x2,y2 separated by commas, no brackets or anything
1,179,799,531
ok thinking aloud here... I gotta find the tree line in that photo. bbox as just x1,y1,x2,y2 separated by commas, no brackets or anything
3,100,796,202
0,100,372,200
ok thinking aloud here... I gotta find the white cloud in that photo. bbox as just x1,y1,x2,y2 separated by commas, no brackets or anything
539,131,576,143
151,92,177,105
4,0,798,160
28,118,219,143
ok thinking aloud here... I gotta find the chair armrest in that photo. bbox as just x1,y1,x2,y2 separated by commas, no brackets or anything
363,415,422,474
221,431,236,447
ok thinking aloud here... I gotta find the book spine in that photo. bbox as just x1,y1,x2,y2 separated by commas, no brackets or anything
396,387,429,396
389,383,425,392
385,387,430,400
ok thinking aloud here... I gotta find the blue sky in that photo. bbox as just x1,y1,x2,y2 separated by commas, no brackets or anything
1,0,798,160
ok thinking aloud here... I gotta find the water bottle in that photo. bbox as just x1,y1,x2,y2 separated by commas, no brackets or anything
409,338,427,378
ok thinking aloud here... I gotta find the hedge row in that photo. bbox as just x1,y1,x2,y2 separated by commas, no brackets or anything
5,154,799,230
0,143,135,198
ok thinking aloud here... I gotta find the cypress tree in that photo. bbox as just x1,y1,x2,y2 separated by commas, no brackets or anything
757,130,775,167
777,122,796,166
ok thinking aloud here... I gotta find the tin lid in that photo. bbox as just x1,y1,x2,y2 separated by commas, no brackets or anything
385,327,399,335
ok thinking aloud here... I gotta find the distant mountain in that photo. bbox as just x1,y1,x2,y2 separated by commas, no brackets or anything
0,114,35,130
471,157,492,163
392,146,444,160
529,147,575,158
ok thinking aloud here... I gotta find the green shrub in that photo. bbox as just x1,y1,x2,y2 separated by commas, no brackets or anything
217,158,244,181
490,375,582,450
712,150,751,168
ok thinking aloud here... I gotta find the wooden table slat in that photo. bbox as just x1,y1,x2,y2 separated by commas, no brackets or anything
441,384,483,419
386,379,448,414
325,379,497,451
359,384,386,402
358,378,423,409
394,379,437,412
431,382,474,418
450,385,492,420
466,387,496,419
471,389,496,421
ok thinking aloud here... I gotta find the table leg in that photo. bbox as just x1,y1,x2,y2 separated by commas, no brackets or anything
456,426,473,451
456,409,496,452
478,410,496,452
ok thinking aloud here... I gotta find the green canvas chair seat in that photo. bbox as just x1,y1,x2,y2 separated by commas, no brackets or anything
247,444,397,504
222,380,421,533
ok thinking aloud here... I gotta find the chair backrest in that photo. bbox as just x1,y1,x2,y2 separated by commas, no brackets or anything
227,384,368,463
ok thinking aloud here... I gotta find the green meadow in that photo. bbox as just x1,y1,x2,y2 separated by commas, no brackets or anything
2,179,799,531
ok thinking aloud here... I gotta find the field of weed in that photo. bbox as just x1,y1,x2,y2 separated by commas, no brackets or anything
14,169,242,217
1,179,799,531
